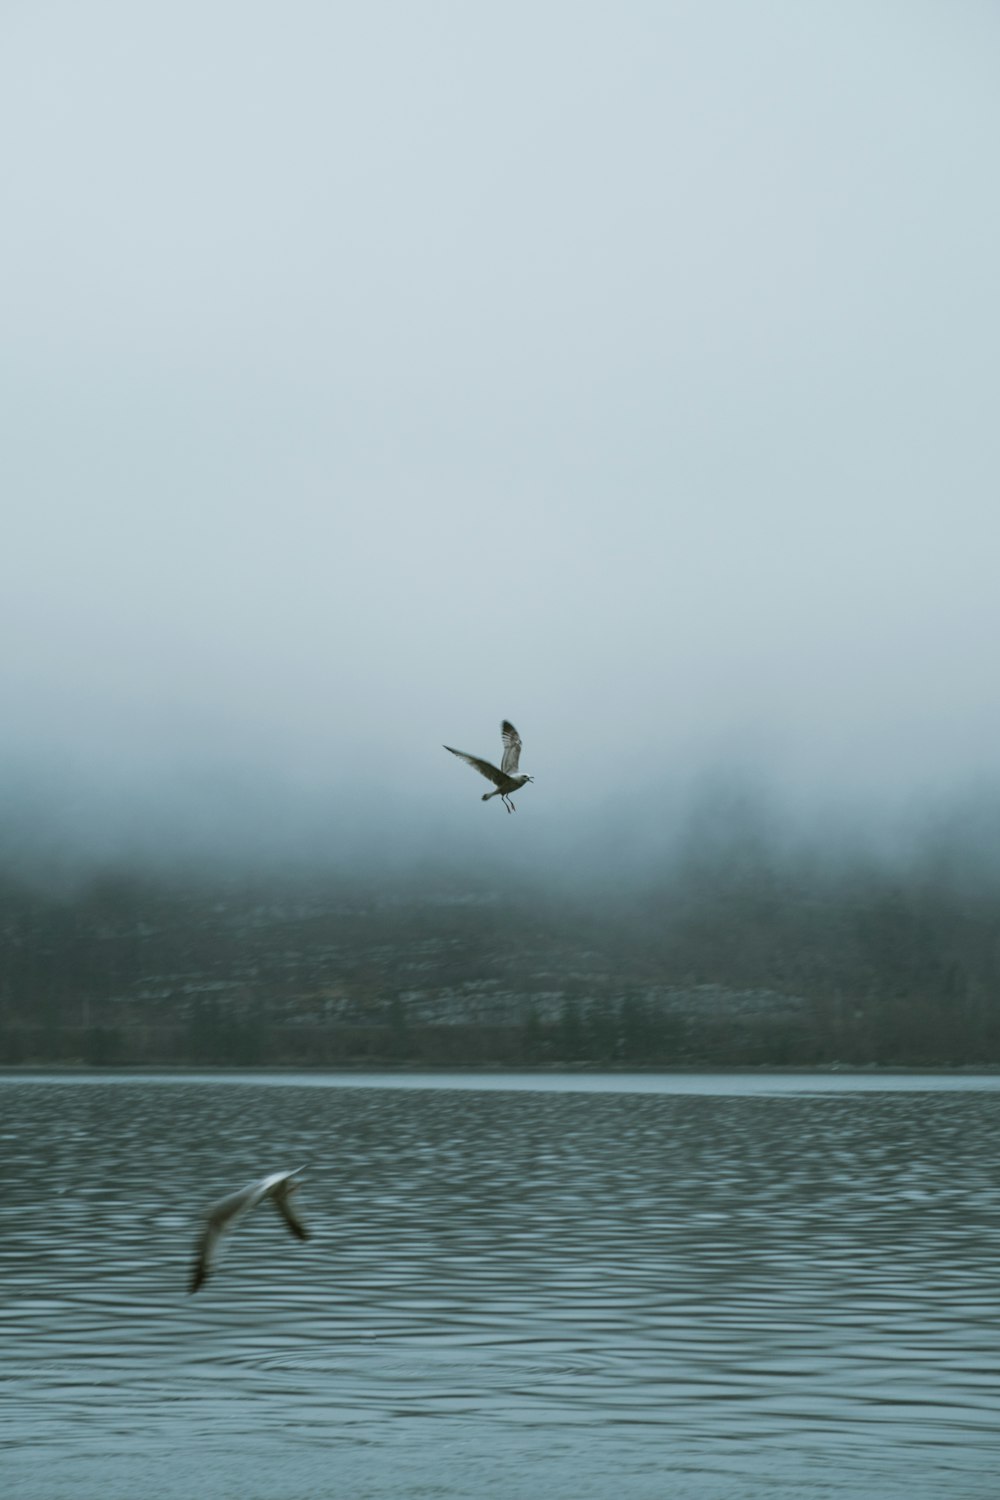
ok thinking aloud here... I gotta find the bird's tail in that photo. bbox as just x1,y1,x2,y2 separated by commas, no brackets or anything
482,790,500,801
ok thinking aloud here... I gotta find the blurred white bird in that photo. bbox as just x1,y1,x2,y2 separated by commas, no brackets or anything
189,1168,309,1292
444,720,534,813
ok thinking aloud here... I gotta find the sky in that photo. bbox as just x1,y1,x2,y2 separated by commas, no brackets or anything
2,1,1000,870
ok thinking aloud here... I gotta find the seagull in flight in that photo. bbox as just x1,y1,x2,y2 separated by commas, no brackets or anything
444,719,534,813
189,1168,309,1293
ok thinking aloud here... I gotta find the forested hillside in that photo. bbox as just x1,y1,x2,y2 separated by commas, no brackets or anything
2,828,998,1067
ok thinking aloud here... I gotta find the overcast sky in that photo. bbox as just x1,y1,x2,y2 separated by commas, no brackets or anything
3,2,999,866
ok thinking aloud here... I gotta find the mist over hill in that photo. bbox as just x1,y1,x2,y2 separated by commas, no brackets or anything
3,770,999,1069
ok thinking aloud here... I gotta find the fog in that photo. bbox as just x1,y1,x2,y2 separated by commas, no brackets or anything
3,2,999,876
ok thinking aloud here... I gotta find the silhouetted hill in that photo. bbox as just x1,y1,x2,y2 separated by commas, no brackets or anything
2,835,998,1066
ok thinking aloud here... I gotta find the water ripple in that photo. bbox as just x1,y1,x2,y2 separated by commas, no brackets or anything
2,1078,1000,1497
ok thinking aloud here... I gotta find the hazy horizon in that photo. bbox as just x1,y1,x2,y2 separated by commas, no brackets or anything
4,2,999,875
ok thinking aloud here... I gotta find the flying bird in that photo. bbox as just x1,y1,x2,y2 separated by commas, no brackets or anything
189,1168,309,1293
444,720,534,813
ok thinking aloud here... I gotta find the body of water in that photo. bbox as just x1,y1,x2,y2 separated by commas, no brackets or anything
2,1072,999,1498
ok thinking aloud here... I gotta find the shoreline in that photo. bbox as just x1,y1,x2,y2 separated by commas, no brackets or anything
3,1061,1000,1076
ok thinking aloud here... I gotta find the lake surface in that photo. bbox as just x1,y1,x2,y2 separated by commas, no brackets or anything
2,1072,999,1499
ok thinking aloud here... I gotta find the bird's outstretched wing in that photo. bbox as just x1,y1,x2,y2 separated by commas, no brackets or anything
188,1182,259,1293
271,1190,309,1241
444,745,506,788
500,721,522,776
190,1217,224,1293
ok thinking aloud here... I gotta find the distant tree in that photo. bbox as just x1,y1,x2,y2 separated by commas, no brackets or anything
584,1000,618,1063
0,1027,24,1065
520,1004,544,1063
619,994,652,1062
83,1025,123,1066
187,996,224,1063
386,994,412,1059
558,997,585,1060
228,1017,266,1065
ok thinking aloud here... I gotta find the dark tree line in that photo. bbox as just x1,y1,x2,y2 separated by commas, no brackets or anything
1,838,999,1066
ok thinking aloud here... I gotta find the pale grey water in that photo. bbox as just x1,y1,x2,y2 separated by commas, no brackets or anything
2,1073,999,1499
